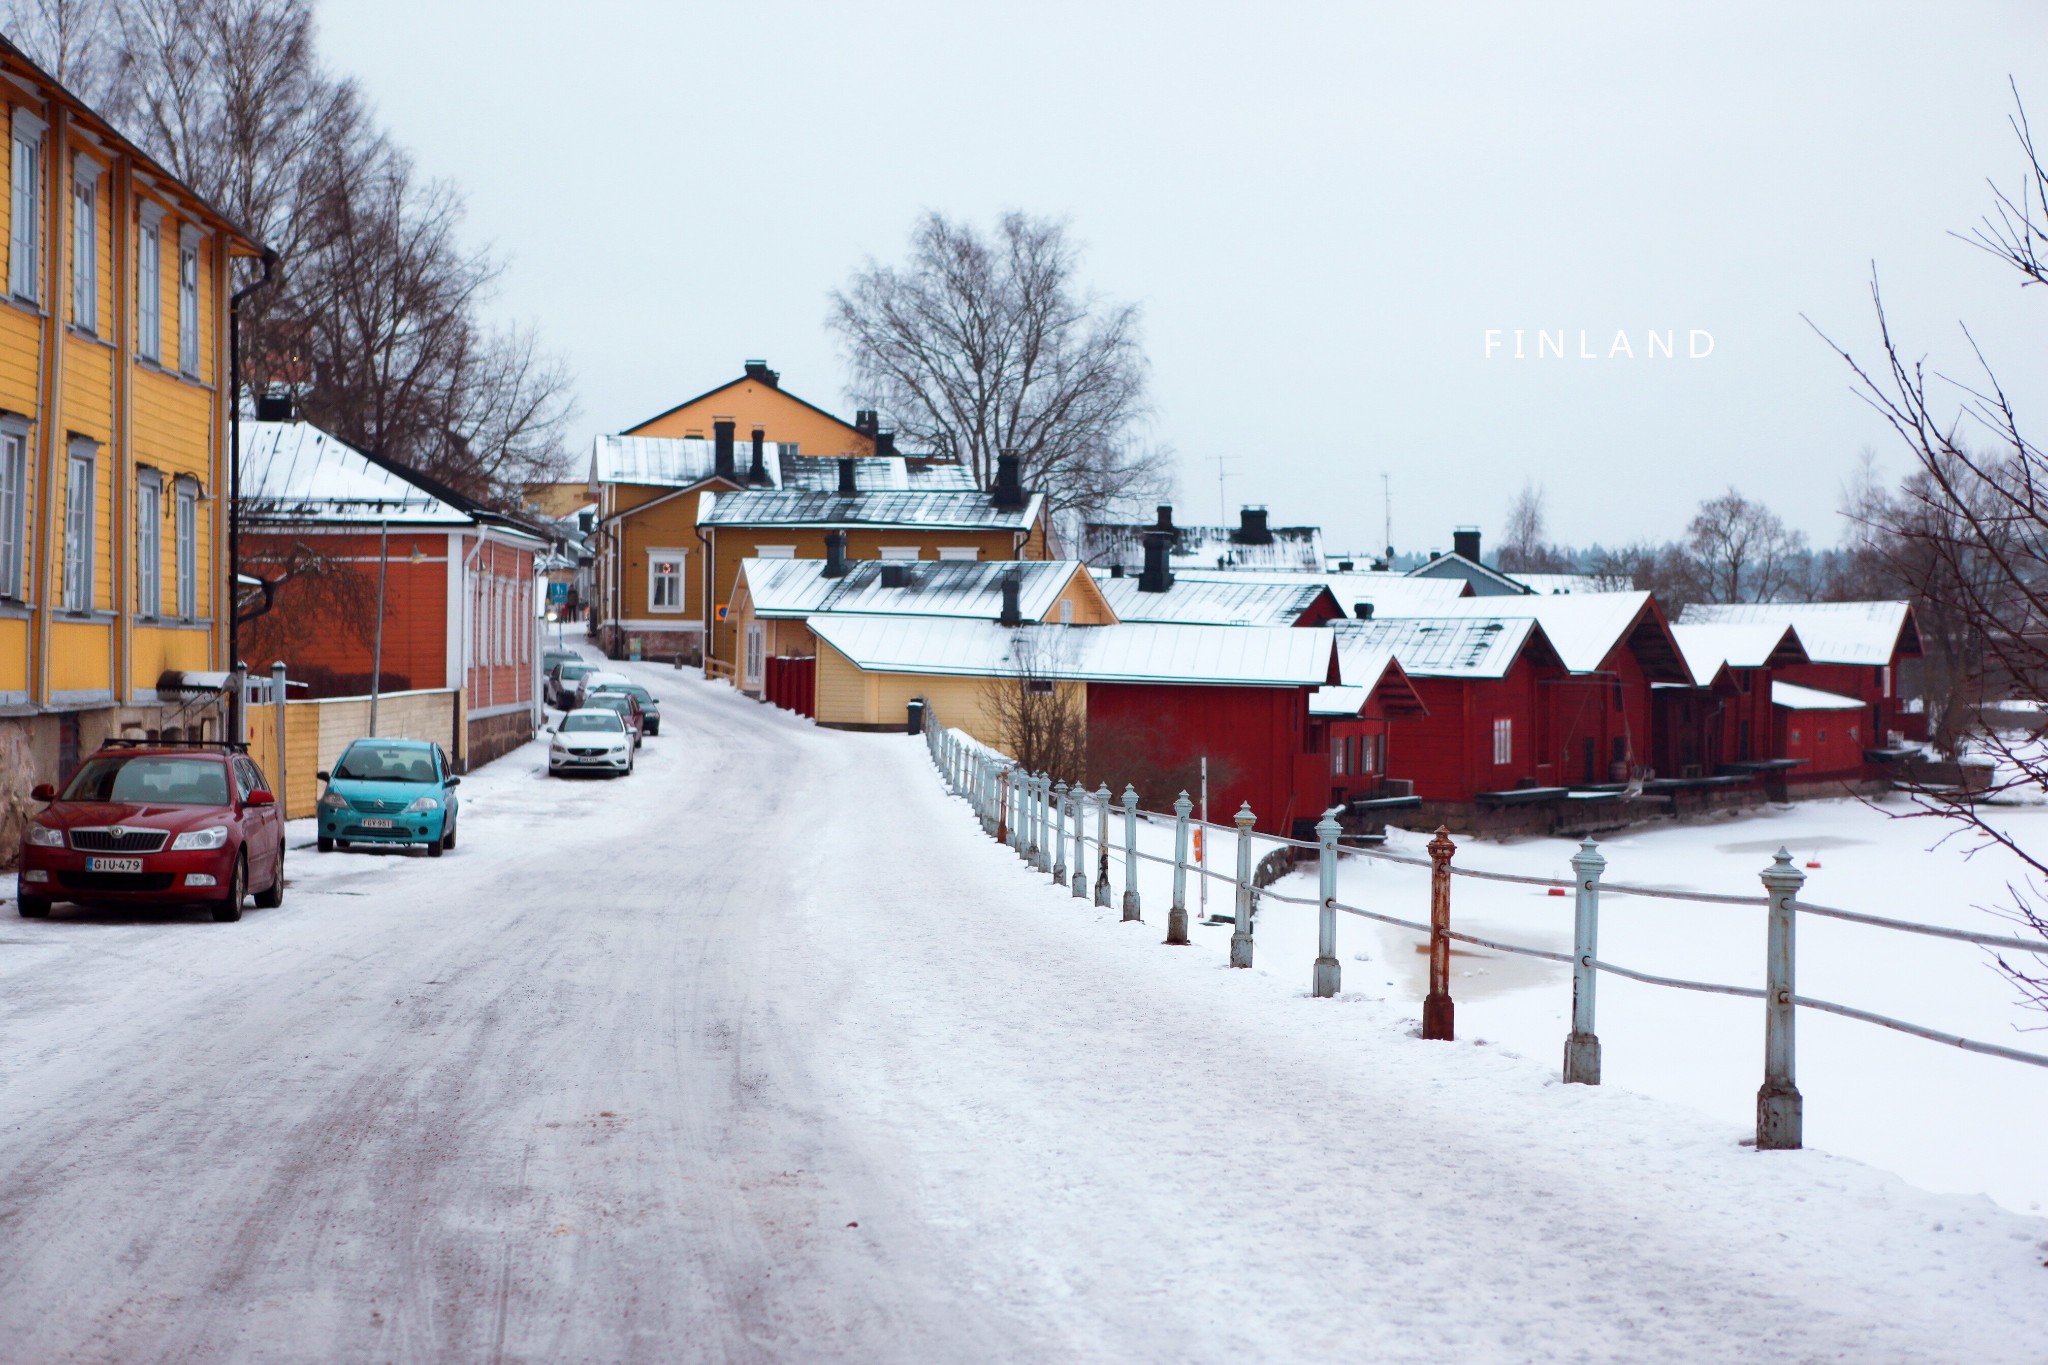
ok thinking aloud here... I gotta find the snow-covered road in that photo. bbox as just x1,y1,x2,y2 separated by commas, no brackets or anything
4,657,2046,1362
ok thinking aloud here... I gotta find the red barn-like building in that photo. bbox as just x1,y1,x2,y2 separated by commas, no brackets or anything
1680,602,1923,755
1659,623,1810,776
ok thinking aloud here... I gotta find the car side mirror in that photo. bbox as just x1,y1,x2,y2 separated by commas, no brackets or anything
445,775,461,788
246,789,276,807
30,783,54,801
315,770,330,783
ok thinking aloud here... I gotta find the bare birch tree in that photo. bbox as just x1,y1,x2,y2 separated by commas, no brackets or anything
1682,489,1808,604
981,627,1087,784
829,211,1169,524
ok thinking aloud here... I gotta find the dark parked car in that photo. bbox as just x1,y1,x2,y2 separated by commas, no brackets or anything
15,742,286,922
590,681,661,735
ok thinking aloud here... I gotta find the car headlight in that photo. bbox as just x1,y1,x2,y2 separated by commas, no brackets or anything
404,796,440,813
171,826,229,851
319,790,349,811
26,824,64,848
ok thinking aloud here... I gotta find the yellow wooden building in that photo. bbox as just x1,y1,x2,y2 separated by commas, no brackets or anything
624,358,877,457
0,38,265,858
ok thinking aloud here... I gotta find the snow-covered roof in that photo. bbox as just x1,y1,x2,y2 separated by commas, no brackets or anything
809,616,1337,687
239,421,473,526
779,456,979,492
1669,623,1808,687
739,557,1095,622
1170,568,1469,617
1512,572,1633,595
1309,641,1428,718
1094,573,1334,627
699,488,1043,532
1680,602,1920,667
1404,592,1687,679
590,434,791,489
1773,681,1864,711
1330,616,1554,680
1079,520,1326,573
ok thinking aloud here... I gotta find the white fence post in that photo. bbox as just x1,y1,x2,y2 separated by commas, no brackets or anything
1564,837,1606,1085
1312,809,1341,998
1053,781,1069,883
1094,784,1112,908
1034,773,1051,872
1230,802,1256,968
1072,784,1089,899
1757,848,1805,1150
1121,785,1142,921
1167,790,1192,945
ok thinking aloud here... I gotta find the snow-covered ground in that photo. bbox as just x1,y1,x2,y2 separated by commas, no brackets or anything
3,653,2047,1361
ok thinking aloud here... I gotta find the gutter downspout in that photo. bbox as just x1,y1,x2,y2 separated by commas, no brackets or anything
225,245,278,742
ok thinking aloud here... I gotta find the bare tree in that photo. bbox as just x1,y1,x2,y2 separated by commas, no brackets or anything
1,0,111,90
1680,489,1808,604
1497,480,1572,573
980,628,1087,784
829,211,1169,524
1812,80,2048,1012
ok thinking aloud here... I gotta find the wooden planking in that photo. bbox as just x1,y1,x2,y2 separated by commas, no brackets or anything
130,623,208,689
0,615,26,690
48,618,110,691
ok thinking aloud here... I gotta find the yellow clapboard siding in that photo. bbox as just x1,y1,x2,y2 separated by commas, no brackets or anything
48,619,110,692
131,623,208,688
0,616,27,690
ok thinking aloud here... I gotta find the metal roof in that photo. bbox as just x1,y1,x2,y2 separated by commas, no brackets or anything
740,558,1093,622
1405,552,1532,594
1079,521,1327,572
1402,592,1680,677
590,434,789,488
1512,572,1634,595
778,456,980,492
1680,602,1920,667
808,616,1337,687
1669,623,1808,686
1330,615,1548,680
1309,641,1428,718
1170,568,1468,616
1773,681,1864,711
699,488,1043,531
239,421,473,526
1094,573,1332,627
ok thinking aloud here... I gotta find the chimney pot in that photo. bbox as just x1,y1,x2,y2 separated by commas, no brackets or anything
998,572,1023,627
713,419,736,480
1139,528,1174,593
822,530,850,578
1154,504,1174,530
1233,506,1273,545
743,359,779,387
838,456,858,495
1355,601,1374,619
1453,527,1482,563
992,451,1025,510
748,426,769,485
854,409,879,439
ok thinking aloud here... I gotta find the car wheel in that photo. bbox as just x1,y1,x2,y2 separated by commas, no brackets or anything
254,844,285,908
647,721,658,736
427,834,444,857
318,835,334,853
335,839,351,849
17,894,51,918
442,821,456,852
212,853,247,922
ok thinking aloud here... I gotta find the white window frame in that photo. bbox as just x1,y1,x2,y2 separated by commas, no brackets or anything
1491,716,1512,766
174,477,198,619
71,154,99,332
754,544,795,559
1333,736,1348,776
177,227,200,375
878,545,921,561
136,203,163,362
10,108,44,304
136,468,161,618
744,621,764,688
0,422,24,599
62,438,94,612
648,549,686,612
936,546,980,562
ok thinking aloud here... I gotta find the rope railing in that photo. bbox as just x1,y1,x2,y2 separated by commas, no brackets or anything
917,715,2048,1151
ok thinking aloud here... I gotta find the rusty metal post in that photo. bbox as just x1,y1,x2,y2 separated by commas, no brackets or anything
1053,781,1069,883
1167,790,1192,945
1312,809,1342,997
1120,785,1142,921
1757,848,1805,1150
1422,825,1456,1040
1563,837,1606,1085
1071,782,1088,898
1229,802,1256,967
1094,783,1112,907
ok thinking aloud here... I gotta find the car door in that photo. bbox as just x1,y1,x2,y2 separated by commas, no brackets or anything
231,757,275,887
436,745,459,825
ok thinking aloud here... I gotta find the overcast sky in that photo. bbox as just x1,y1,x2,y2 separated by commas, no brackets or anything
319,1,2047,556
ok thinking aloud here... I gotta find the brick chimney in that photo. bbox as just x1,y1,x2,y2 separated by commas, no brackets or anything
747,426,769,485
822,530,849,579
837,457,858,495
713,418,736,481
743,359,779,387
1453,527,1481,562
992,451,1025,511
998,572,1023,627
1139,528,1174,594
854,409,879,440
1233,506,1273,545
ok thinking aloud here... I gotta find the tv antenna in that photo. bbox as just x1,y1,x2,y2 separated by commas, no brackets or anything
1215,455,1240,526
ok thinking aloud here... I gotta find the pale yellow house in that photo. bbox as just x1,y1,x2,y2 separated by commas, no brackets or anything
0,37,265,857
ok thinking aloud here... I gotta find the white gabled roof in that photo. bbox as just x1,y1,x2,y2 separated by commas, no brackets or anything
1393,592,1660,675
1309,636,1421,717
1773,681,1864,711
740,558,1090,622
1331,616,1546,681
590,434,790,489
809,616,1335,687
1172,568,1468,617
1669,622,1806,686
779,455,980,492
700,487,1043,532
1680,602,1917,667
239,421,473,526
1094,572,1332,627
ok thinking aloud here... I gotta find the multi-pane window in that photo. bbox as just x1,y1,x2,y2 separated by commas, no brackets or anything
71,157,97,331
136,207,162,361
1491,717,1513,766
136,471,161,617
9,110,43,303
0,427,23,598
174,479,197,618
744,623,764,688
62,441,93,611
649,554,683,610
177,229,199,374
1333,737,1348,776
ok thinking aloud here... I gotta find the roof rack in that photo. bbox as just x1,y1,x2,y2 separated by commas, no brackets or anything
97,737,247,753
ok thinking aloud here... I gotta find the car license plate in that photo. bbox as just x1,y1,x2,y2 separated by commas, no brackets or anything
360,818,395,829
87,856,142,873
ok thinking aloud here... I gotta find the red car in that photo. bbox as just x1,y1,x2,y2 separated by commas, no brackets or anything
15,741,288,922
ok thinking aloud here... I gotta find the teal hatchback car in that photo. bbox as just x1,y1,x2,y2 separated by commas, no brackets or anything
316,738,461,856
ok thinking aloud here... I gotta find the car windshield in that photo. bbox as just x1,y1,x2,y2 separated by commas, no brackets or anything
557,662,593,678
561,712,624,733
589,695,632,712
600,685,652,704
334,744,438,782
62,755,230,805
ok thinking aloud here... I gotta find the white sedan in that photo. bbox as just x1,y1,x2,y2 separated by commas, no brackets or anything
547,709,635,778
